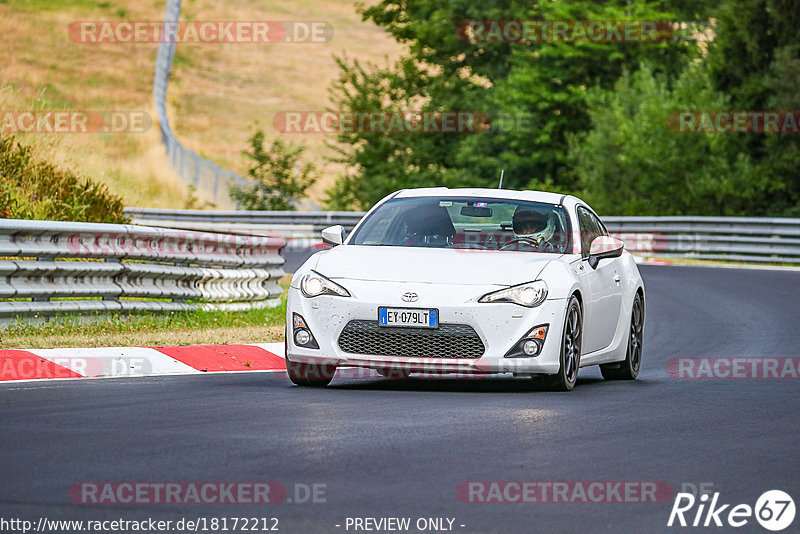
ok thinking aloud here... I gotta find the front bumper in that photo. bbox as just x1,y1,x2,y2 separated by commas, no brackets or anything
286,279,567,375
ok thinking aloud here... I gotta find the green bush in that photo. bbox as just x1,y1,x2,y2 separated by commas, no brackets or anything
0,172,10,219
229,130,317,211
0,133,128,223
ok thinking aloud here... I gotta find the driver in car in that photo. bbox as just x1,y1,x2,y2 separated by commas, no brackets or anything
503,206,557,252
402,203,456,247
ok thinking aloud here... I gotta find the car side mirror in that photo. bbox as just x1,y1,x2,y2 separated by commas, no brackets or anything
321,225,345,247
588,236,624,269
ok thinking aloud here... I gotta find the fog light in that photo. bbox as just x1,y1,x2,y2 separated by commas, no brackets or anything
291,313,319,349
523,340,539,356
295,329,312,346
505,324,549,358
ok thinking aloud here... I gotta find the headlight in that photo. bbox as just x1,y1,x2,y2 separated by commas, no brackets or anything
300,270,350,298
479,280,548,308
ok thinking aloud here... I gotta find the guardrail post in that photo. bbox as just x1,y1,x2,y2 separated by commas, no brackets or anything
103,257,121,302
32,257,53,302
172,261,188,303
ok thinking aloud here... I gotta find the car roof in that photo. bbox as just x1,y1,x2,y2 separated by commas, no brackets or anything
393,187,576,206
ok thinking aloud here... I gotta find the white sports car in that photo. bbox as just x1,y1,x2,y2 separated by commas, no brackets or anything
286,188,644,391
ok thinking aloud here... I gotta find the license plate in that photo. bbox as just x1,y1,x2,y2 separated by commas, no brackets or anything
378,307,439,328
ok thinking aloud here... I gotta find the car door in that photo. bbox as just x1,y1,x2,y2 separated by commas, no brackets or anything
576,206,624,353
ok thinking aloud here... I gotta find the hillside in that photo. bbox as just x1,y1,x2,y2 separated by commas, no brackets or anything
0,0,402,208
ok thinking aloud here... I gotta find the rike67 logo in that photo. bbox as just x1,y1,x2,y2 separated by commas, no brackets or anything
668,490,795,531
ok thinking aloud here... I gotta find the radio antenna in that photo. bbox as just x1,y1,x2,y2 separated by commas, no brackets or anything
498,169,505,189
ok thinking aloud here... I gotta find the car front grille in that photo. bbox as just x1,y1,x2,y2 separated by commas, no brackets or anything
337,320,485,359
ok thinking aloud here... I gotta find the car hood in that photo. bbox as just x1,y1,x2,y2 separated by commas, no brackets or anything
310,245,558,286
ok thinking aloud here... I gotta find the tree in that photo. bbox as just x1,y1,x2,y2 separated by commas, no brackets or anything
326,0,710,209
459,0,709,192
759,44,800,215
569,64,761,216
706,0,800,214
230,130,318,211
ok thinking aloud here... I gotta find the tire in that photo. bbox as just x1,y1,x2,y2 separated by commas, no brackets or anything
286,356,336,387
600,293,643,381
540,295,582,392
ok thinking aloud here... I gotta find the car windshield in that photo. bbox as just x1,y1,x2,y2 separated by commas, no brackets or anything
349,196,571,253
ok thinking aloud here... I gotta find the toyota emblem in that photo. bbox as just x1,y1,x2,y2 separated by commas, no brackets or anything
402,292,418,302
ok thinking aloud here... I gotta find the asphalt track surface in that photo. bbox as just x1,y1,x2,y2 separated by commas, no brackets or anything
1,265,799,533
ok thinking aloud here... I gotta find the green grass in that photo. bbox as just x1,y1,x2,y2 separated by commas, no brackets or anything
3,299,285,336
1,275,292,349
3,0,103,11
0,275,290,348
0,297,287,348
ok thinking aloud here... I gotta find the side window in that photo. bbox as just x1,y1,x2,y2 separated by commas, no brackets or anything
577,207,594,257
355,204,403,245
358,215,393,245
589,211,608,238
577,206,605,258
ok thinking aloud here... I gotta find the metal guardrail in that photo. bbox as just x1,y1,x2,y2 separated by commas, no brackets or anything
154,0,244,207
0,219,286,322
125,209,800,265
126,208,366,238
127,208,365,228
604,216,800,264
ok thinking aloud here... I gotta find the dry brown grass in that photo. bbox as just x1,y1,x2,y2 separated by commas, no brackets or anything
0,2,189,207
0,0,402,208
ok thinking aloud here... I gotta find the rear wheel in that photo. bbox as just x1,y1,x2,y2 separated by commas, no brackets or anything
540,295,582,392
600,293,643,380
286,359,336,387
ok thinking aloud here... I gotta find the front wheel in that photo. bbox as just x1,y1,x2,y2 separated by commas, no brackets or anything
286,359,336,387
600,293,643,380
540,295,582,392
